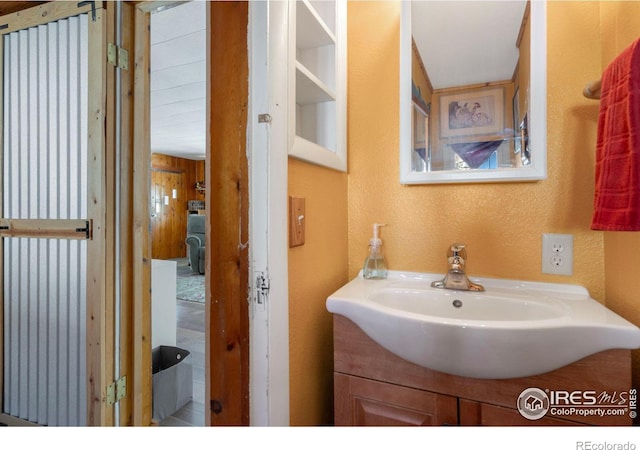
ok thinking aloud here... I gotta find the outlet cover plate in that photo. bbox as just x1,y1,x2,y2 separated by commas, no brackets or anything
542,233,573,275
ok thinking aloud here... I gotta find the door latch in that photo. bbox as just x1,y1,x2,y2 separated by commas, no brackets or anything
255,272,270,310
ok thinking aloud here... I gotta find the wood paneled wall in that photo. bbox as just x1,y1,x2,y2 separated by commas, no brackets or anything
150,153,204,259
151,153,205,200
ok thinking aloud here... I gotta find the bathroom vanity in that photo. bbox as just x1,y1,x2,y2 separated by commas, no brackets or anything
333,315,633,426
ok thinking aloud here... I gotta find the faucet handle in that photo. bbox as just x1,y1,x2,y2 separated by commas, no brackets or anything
449,243,467,256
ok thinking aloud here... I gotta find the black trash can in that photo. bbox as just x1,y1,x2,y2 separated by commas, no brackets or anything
152,346,193,422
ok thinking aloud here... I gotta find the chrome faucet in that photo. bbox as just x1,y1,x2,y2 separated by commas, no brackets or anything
431,243,485,291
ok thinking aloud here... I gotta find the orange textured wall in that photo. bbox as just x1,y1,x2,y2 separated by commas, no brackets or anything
288,0,640,425
288,158,348,425
348,2,605,302
598,0,640,403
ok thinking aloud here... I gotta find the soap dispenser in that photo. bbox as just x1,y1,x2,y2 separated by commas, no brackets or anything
363,223,388,279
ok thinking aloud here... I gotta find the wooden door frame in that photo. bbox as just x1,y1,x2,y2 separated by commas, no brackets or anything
206,1,250,425
0,0,258,427
248,0,290,425
133,0,252,425
122,1,153,426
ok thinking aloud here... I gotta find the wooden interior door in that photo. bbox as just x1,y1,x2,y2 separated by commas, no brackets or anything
151,169,187,259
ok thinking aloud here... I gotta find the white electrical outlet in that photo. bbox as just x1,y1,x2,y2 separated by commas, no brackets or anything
542,233,573,275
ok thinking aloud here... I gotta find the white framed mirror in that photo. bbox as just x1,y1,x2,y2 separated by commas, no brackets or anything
400,0,547,184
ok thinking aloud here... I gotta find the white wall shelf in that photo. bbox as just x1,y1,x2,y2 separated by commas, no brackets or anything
296,61,335,104
288,0,347,172
296,0,335,49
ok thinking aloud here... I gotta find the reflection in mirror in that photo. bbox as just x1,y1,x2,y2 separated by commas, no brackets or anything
412,100,429,171
400,0,547,184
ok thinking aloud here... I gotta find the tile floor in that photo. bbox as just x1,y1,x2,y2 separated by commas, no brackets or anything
159,299,205,426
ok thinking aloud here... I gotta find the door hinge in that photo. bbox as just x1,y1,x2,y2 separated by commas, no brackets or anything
107,43,129,70
255,272,270,310
106,376,127,406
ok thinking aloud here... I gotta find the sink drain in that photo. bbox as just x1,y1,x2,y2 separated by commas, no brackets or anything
452,299,463,308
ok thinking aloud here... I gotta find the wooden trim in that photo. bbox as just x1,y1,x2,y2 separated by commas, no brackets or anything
130,3,152,426
86,5,109,427
107,1,153,426
0,1,103,35
0,29,4,416
515,0,531,49
116,1,134,426
0,2,47,17
433,79,512,95
150,166,184,174
0,219,92,240
511,59,519,84
207,1,250,426
411,37,433,94
104,2,119,427
0,413,40,426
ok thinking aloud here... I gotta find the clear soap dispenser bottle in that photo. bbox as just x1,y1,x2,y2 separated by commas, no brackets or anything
363,223,388,279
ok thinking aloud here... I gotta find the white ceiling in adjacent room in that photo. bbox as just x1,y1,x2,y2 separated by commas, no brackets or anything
412,0,527,90
150,1,206,160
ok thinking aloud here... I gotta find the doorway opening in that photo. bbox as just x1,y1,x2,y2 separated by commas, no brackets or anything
148,1,206,426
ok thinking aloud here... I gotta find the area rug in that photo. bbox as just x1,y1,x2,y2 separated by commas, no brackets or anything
175,258,205,303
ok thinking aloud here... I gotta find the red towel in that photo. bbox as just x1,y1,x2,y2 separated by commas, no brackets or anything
591,37,640,231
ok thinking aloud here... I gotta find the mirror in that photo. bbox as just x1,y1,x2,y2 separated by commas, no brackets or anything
400,0,547,184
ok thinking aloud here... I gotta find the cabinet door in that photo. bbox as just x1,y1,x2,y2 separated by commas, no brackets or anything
459,399,583,426
335,373,458,426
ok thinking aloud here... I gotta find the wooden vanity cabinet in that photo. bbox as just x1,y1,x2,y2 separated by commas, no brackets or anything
457,399,580,426
333,315,633,426
335,373,458,426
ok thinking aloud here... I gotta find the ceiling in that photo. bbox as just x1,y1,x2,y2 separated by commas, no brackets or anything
150,1,206,160
412,0,527,90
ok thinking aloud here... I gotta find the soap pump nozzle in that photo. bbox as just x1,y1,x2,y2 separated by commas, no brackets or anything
370,223,386,248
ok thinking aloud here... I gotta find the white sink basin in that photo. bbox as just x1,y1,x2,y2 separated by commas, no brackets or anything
326,271,640,379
